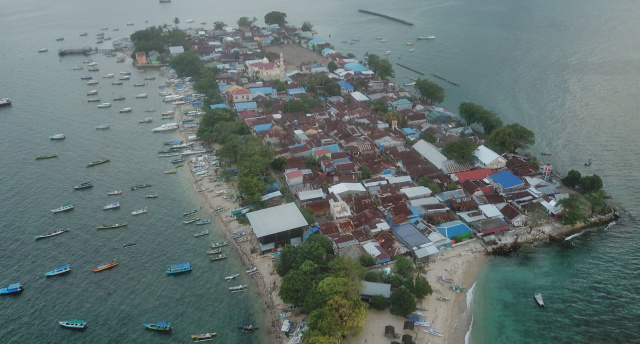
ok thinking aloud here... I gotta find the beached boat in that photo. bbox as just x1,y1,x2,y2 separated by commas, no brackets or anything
191,332,216,342
143,322,171,331
534,292,545,307
93,260,118,272
246,267,259,275
139,117,153,123
134,82,145,87
276,312,291,319
171,158,185,164
87,90,98,96
0,283,23,295
74,181,93,190
231,231,246,239
87,158,109,167
194,230,209,237
131,207,147,215
51,203,74,213
175,163,184,168
195,219,211,225
131,184,151,190
36,154,58,160
164,169,177,174
166,263,191,274
424,329,443,337
135,93,147,98
229,284,247,292
97,102,111,108
236,237,250,243
210,254,227,261
237,324,259,332
97,223,127,229
207,248,222,255
103,73,114,78
113,96,125,101
152,123,180,132
224,273,239,280
107,190,122,195
414,320,431,327
45,264,71,277
123,242,136,248
183,217,200,225
436,296,450,302
102,201,120,210
49,134,65,140
437,276,454,283
183,210,198,216
59,320,86,329
119,107,132,113
34,228,69,240
211,241,228,248
95,123,110,130
146,193,158,198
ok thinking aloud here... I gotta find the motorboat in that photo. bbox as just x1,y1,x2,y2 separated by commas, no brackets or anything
135,93,147,98
534,292,545,307
45,264,71,277
58,320,86,329
152,123,179,132
102,201,120,210
119,107,132,113
50,134,65,140
97,103,111,108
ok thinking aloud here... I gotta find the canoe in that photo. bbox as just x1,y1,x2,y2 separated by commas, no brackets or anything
34,228,69,240
45,264,71,277
97,223,127,230
143,322,171,331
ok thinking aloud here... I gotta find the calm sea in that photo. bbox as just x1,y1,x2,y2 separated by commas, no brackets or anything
1,0,639,342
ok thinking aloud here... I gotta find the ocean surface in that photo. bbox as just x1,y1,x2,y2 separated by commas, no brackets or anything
1,0,640,343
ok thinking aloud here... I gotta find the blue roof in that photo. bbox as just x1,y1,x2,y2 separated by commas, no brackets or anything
250,87,276,96
235,102,257,111
287,88,307,95
392,98,411,105
322,144,341,153
436,220,472,238
344,62,369,72
403,128,420,135
210,103,228,109
254,123,272,132
321,48,332,54
310,64,323,68
310,38,324,43
490,170,524,189
337,80,355,91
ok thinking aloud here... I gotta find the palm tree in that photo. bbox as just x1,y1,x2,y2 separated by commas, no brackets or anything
173,17,180,27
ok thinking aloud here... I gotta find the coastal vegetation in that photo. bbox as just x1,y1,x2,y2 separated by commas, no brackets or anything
237,16,258,28
130,25,188,57
365,53,395,80
264,11,287,27
414,78,446,105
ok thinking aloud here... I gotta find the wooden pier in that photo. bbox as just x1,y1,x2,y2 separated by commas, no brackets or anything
358,9,414,26
58,47,115,56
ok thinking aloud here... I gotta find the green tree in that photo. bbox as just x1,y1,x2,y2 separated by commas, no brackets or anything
442,140,478,162
364,271,382,282
324,81,340,96
458,102,503,134
562,170,582,188
274,79,287,92
558,194,589,226
413,276,433,299
169,51,205,78
301,21,313,31
585,189,609,215
346,53,355,59
383,111,405,127
374,58,394,79
390,287,416,317
417,176,441,194
327,61,338,73
306,156,317,168
300,206,316,225
414,78,445,105
358,165,371,180
373,100,388,114
506,123,535,150
279,260,319,304
213,21,226,30
305,333,338,344
486,126,516,153
276,238,329,276
284,99,308,113
305,277,353,312
271,156,286,170
237,16,256,28
394,255,413,278
173,17,180,26
306,234,335,255
419,130,436,143
359,254,376,267
369,295,388,310
579,174,603,194
264,11,287,26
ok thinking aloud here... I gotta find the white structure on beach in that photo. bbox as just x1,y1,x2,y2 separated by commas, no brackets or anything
246,203,308,251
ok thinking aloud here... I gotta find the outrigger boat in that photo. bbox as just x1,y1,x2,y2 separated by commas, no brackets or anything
51,203,74,213
36,154,58,160
224,273,239,280
45,264,71,277
93,260,118,272
87,158,110,167
210,254,227,261
211,241,228,248
58,320,86,329
246,267,259,275
131,207,147,215
131,184,151,190
143,322,171,331
97,223,127,229
183,217,199,224
108,190,122,195
34,228,69,240
195,219,211,225
229,284,247,292
183,210,198,216
194,230,209,237
191,332,216,342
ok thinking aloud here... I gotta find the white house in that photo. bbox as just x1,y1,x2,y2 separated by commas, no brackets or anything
474,145,507,169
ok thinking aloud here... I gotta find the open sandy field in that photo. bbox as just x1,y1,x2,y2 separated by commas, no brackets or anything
265,44,327,65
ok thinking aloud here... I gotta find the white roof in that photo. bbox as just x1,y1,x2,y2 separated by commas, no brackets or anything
412,140,447,169
400,186,432,199
410,197,442,207
362,242,381,257
169,46,185,54
350,91,369,102
414,243,439,258
246,203,308,238
261,191,282,201
383,175,413,184
328,182,366,195
474,145,501,165
478,204,504,218
297,189,325,201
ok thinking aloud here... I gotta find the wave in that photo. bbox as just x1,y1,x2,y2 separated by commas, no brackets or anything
564,231,585,241
465,314,474,344
604,220,617,230
466,281,477,309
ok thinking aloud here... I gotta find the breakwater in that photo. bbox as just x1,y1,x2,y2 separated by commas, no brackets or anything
358,9,414,26
431,73,460,87
396,63,424,75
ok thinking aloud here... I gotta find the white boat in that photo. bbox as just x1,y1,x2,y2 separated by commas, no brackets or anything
51,204,74,213
72,66,83,70
180,149,206,156
152,123,179,132
119,107,132,113
229,284,247,292
95,123,110,129
534,292,545,307
131,207,147,215
103,201,120,210
45,264,71,277
97,103,111,108
404,82,416,86
424,329,444,337
407,42,415,45
224,274,239,280
414,320,431,327
49,134,65,140
379,39,387,43
134,82,145,87
87,90,98,95
408,48,415,52
87,61,98,66
135,93,147,98
139,117,153,123
39,48,48,53
107,190,122,195
159,91,171,96
103,73,114,78
426,35,436,40
120,71,131,75
163,95,182,102
34,228,69,240
172,100,187,105
186,19,194,23
384,51,391,55
246,267,259,275
87,80,98,85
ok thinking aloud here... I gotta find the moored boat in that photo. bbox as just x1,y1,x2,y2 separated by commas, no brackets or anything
119,107,132,113
51,203,74,213
534,292,545,307
81,75,92,80
119,76,130,80
74,181,93,190
541,152,552,156
88,98,101,102
72,66,83,70
87,158,110,167
58,320,86,329
131,184,151,190
88,67,99,72
246,267,259,275
95,123,110,130
183,217,200,224
210,254,227,261
194,230,209,237
139,117,153,123
0,283,24,295
97,102,111,108
103,73,114,78
102,201,120,210
87,80,98,85
195,219,211,225
123,242,136,248
183,209,198,216
108,190,122,195
237,324,259,332
135,93,147,98
34,228,69,240
171,158,185,164
164,169,177,174
145,109,155,113
93,260,118,272
39,48,48,53
113,96,125,101
131,207,147,215
134,82,145,87
224,273,239,280
87,90,98,95
97,223,127,229
211,241,228,248
229,284,247,292
144,322,171,331
45,264,71,277
191,332,216,342
145,193,158,198
36,154,58,160
207,248,222,255
166,263,191,274
112,81,123,85
152,123,179,132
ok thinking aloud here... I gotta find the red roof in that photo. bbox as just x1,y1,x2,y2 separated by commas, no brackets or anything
230,88,251,96
313,148,332,156
285,170,303,179
239,110,260,119
456,168,494,183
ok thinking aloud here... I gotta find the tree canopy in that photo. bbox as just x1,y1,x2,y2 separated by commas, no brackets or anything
390,287,416,317
264,11,287,26
130,25,187,55
458,102,503,135
213,21,226,30
301,21,313,31
558,194,589,226
237,16,257,28
486,126,516,153
579,174,603,194
169,51,205,78
419,130,436,143
394,255,413,278
414,78,445,105
366,54,394,79
562,170,582,188
442,140,477,162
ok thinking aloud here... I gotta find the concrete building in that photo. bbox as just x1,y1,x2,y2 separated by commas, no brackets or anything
474,145,507,170
246,203,308,250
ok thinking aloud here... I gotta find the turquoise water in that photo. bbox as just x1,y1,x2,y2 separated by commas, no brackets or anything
2,0,640,342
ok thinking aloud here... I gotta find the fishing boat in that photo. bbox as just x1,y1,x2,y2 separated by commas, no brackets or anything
74,181,93,190
102,201,120,210
87,158,109,167
207,248,222,255
135,93,147,98
183,217,200,224
191,332,216,342
143,322,171,331
164,169,177,174
585,158,592,166
407,42,415,45
139,117,153,123
97,102,111,108
80,32,88,36
58,320,86,329
166,263,191,274
424,329,443,337
36,154,58,160
112,81,123,85
144,109,155,113
183,210,198,216
123,242,136,248
107,190,122,195
51,203,74,213
426,35,436,39
175,163,184,168
87,90,98,96
237,324,259,332
211,241,228,248
81,75,92,80
210,254,227,261
437,276,454,283
119,107,132,113
88,67,99,72
158,152,180,157
194,230,209,237
93,260,118,272
541,152,552,156
0,283,24,295
229,284,247,292
88,98,101,102
171,158,185,164
131,184,151,190
103,73,114,78
45,264,71,277
236,237,250,243
161,112,176,118
95,123,110,130
224,273,239,280
436,296,450,302
246,267,259,275
34,228,69,240
231,231,246,239
146,193,158,198
534,292,545,307
152,123,180,132
119,76,130,80
97,223,127,229
195,219,211,225
113,96,125,101
134,82,145,87
87,80,98,85
131,207,147,215
276,312,291,319
404,81,416,86
144,76,156,80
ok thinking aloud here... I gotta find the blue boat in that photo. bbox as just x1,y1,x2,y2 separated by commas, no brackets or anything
144,322,171,331
59,320,86,329
195,219,211,225
45,264,71,277
166,263,191,274
0,283,24,295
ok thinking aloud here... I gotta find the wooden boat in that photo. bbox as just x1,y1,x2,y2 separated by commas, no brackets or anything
131,184,151,190
424,329,443,337
143,322,171,331
113,96,125,101
35,228,69,240
145,193,158,198
58,320,86,329
139,117,153,123
131,207,147,215
102,201,120,210
45,264,71,277
194,230,209,237
112,81,123,85
171,158,185,164
97,223,127,229
95,123,110,130
237,324,259,332
108,190,122,195
206,248,222,255
436,296,450,302
166,263,191,274
36,154,58,160
123,242,136,248
87,158,110,167
211,241,228,248
585,158,592,166
93,260,118,272
51,203,74,213
246,267,259,275
144,76,156,80
229,284,247,292
191,332,216,342
183,217,200,224
541,152,552,156
231,231,246,239
175,163,184,168
74,181,93,190
236,237,250,243
534,292,545,307
210,254,227,261
195,219,211,225
276,312,291,319
183,210,198,216
224,273,239,280
87,98,101,102
87,90,98,95
0,283,24,295
164,169,177,174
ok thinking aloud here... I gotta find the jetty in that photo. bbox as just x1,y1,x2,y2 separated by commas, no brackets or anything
431,73,460,87
59,47,114,56
396,63,424,76
358,9,414,26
